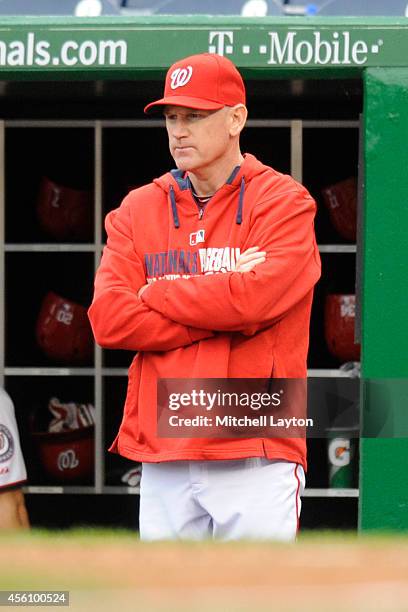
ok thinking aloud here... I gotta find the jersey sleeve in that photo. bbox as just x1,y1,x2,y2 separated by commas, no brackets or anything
0,390,27,490
141,189,321,333
88,196,214,352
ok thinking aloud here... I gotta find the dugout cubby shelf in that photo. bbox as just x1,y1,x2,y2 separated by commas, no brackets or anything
22,487,359,498
0,103,361,526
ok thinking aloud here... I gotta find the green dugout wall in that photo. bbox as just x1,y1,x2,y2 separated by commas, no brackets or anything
360,67,408,530
0,16,407,530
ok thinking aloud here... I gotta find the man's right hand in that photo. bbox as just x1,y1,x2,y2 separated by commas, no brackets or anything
234,246,266,273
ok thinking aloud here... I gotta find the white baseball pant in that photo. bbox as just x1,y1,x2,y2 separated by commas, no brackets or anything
139,458,305,541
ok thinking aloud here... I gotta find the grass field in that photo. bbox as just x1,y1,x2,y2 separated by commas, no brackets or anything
0,529,407,611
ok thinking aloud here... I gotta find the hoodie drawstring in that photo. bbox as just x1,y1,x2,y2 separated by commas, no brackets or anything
236,176,245,225
169,176,245,228
169,185,180,229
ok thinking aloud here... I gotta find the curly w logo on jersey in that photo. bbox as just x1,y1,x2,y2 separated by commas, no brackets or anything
170,66,193,89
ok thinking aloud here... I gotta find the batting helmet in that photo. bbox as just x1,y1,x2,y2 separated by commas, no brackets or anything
36,176,93,241
324,294,361,362
32,426,94,484
321,177,357,242
36,291,93,364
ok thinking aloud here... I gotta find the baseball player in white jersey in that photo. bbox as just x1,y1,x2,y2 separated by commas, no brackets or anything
0,388,30,528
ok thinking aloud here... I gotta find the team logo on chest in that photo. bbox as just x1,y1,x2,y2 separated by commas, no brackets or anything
144,246,240,281
0,425,14,463
170,66,193,89
189,229,205,246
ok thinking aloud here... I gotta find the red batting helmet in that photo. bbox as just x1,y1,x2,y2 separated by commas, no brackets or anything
36,291,93,364
324,294,361,362
32,426,94,484
321,177,357,242
36,176,93,241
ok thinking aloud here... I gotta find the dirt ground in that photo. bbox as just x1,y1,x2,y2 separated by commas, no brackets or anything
1,533,408,611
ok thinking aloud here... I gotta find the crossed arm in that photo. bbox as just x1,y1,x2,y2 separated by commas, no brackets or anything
89,242,263,352
89,191,320,351
140,194,321,334
88,200,264,353
137,246,264,298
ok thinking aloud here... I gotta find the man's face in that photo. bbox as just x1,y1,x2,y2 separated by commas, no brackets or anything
164,105,233,173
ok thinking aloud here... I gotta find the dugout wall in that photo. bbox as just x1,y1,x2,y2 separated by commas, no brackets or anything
0,16,407,531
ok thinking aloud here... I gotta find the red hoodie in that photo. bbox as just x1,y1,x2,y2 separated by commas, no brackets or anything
88,153,321,470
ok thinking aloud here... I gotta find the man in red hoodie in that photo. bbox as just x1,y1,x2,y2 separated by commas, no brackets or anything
89,53,321,541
